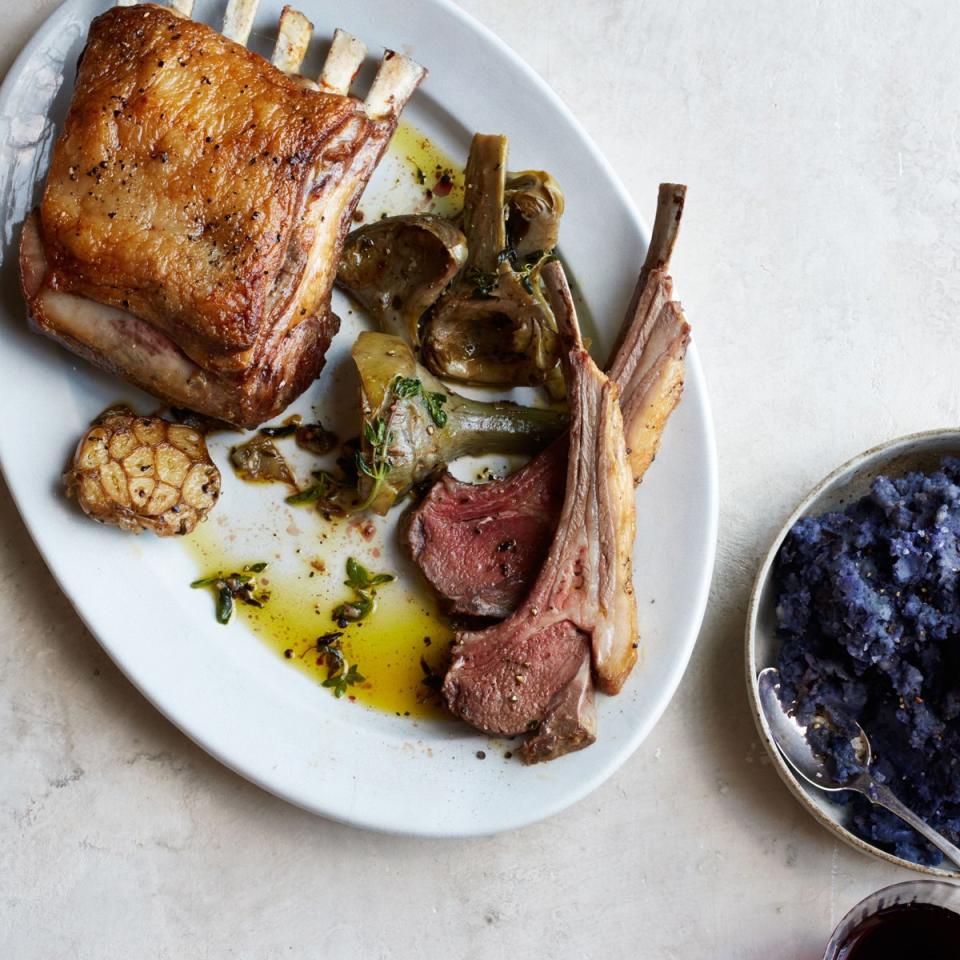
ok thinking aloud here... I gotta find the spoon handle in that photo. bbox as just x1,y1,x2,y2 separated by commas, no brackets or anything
863,778,960,869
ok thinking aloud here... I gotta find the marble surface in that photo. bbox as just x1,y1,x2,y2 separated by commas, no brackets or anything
2,1,957,957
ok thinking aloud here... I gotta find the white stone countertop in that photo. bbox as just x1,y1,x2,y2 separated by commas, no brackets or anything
3,1,957,957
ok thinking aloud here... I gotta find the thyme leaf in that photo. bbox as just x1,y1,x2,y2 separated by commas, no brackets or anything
393,376,422,399
322,663,365,699
423,391,448,428
363,416,387,449
345,557,395,591
216,586,234,625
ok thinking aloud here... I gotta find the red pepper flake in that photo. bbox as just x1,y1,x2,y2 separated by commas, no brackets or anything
433,173,453,197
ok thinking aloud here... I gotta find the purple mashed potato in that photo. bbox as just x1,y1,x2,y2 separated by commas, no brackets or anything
774,457,960,866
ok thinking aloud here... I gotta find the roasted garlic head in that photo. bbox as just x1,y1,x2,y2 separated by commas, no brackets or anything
64,408,221,536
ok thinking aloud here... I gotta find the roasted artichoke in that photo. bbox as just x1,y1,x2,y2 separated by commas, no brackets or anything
337,215,468,345
352,332,567,514
421,134,564,387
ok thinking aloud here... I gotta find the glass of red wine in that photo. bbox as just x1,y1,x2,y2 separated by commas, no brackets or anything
823,880,960,960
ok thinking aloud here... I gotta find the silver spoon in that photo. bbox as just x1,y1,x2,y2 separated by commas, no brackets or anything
757,666,960,869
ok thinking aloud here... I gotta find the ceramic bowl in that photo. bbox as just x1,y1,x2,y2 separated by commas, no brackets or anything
745,429,960,878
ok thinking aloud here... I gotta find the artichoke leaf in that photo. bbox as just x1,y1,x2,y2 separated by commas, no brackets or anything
505,170,565,258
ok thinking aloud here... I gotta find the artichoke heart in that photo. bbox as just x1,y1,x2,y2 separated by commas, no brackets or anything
337,215,468,346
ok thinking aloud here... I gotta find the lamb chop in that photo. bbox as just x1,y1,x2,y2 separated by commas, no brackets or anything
442,262,638,759
19,1,425,428
406,184,690,619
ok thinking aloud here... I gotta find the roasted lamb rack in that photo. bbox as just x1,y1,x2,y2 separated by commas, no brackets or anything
406,184,690,620
20,1,425,428
441,262,639,762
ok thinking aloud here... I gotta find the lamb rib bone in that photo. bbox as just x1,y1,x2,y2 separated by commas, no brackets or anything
20,3,425,428
442,261,637,752
222,0,259,45
320,29,367,95
271,5,314,74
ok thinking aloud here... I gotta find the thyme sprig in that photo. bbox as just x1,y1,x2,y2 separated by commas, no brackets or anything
190,563,269,624
332,557,395,628
305,631,365,699
466,247,558,299
345,557,395,590
285,470,347,517
354,376,448,512
353,415,391,512
322,663,365,699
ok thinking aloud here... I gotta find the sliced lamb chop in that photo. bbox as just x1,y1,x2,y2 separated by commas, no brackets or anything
406,184,691,619
442,262,637,745
401,443,564,619
20,2,425,428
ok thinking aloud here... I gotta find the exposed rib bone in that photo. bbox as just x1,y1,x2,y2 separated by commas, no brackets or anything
169,0,195,15
606,183,686,370
222,0,259,46
319,29,367,95
271,5,313,74
640,183,685,289
364,51,427,121
606,183,690,482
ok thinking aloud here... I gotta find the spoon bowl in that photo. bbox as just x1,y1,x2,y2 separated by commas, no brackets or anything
756,668,867,793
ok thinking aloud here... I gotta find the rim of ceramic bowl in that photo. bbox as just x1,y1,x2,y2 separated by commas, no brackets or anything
744,428,960,880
